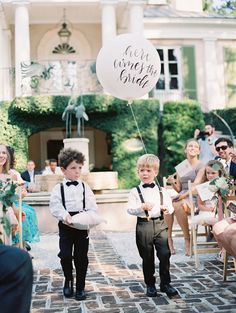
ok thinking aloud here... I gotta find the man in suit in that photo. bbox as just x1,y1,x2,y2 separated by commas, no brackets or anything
42,158,63,175
0,245,33,313
214,137,236,180
21,160,37,183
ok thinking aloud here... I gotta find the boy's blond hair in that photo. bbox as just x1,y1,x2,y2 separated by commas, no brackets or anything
137,154,160,172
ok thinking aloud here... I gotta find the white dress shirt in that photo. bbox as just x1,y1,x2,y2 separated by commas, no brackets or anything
28,170,34,182
126,183,174,218
218,158,231,174
49,178,98,221
42,167,63,176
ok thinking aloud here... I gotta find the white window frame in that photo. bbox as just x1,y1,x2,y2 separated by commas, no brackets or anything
154,46,182,100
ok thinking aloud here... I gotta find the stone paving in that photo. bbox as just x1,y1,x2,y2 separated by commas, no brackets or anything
31,231,236,313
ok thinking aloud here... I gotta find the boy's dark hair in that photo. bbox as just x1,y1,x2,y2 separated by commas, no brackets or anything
205,123,215,128
49,158,57,164
58,148,85,169
214,137,233,148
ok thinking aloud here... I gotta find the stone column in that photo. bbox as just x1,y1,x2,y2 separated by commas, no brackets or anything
129,0,144,34
101,0,117,46
204,38,224,110
0,17,4,100
14,2,30,97
0,8,12,100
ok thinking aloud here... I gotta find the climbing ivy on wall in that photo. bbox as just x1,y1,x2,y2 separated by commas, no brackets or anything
1,95,204,188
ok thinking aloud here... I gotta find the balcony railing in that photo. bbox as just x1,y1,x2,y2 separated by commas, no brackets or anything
20,59,102,96
0,59,103,101
0,60,193,103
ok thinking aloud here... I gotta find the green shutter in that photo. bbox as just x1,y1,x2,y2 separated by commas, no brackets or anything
224,47,236,107
181,46,197,100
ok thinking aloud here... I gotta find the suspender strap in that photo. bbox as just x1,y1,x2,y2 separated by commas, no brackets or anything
61,183,66,209
136,186,145,203
60,182,85,211
82,182,85,209
136,185,164,219
159,188,164,219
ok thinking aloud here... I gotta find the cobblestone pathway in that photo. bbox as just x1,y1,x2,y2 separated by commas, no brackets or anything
31,232,236,313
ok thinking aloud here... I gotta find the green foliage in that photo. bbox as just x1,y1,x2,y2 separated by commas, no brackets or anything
0,179,18,240
205,107,236,139
162,100,204,175
203,0,236,16
0,180,18,207
1,95,205,188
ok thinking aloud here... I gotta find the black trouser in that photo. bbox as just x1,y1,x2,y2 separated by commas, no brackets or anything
58,221,89,291
136,217,171,287
0,245,33,313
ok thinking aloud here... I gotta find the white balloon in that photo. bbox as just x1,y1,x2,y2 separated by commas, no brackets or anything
96,33,161,101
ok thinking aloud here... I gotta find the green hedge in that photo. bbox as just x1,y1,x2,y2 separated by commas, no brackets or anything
1,96,204,188
162,100,205,176
205,108,236,139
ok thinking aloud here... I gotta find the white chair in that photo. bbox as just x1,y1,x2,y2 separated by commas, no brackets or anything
188,180,220,269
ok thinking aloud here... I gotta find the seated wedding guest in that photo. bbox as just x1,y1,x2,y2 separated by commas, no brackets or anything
192,160,227,228
213,214,236,259
214,137,236,180
21,160,39,192
6,146,40,250
0,245,33,313
166,139,205,256
42,158,63,175
44,159,50,170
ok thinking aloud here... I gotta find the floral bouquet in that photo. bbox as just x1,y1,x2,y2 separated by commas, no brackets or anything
0,179,18,243
208,176,230,199
208,173,234,220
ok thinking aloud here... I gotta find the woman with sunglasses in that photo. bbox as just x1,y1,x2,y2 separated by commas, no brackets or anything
214,138,236,180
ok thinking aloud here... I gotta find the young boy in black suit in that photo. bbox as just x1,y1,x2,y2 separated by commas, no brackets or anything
127,154,178,297
49,148,98,301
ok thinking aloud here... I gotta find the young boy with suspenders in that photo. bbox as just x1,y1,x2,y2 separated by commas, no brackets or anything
49,148,98,301
127,154,178,297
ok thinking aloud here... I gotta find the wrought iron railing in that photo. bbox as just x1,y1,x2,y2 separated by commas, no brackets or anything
20,59,102,96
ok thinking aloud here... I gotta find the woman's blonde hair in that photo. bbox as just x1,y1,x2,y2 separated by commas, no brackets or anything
0,144,10,174
184,138,200,149
137,154,160,171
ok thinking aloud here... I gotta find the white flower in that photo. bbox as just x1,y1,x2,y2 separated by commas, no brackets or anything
209,184,218,192
215,177,229,190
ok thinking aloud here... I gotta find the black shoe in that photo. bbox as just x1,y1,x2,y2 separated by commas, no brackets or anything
75,290,86,301
25,243,31,251
160,284,178,297
206,232,216,242
63,280,74,298
146,285,157,297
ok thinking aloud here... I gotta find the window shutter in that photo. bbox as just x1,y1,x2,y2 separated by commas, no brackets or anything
224,47,236,107
181,46,197,100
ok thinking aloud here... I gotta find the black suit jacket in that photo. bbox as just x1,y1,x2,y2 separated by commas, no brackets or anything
21,170,31,182
21,170,40,182
230,160,236,180
0,245,33,313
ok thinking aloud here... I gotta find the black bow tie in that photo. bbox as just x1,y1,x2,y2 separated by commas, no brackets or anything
143,183,155,188
66,181,79,187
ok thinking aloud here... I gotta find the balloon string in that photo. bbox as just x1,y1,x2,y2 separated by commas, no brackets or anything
128,100,161,188
128,101,147,154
